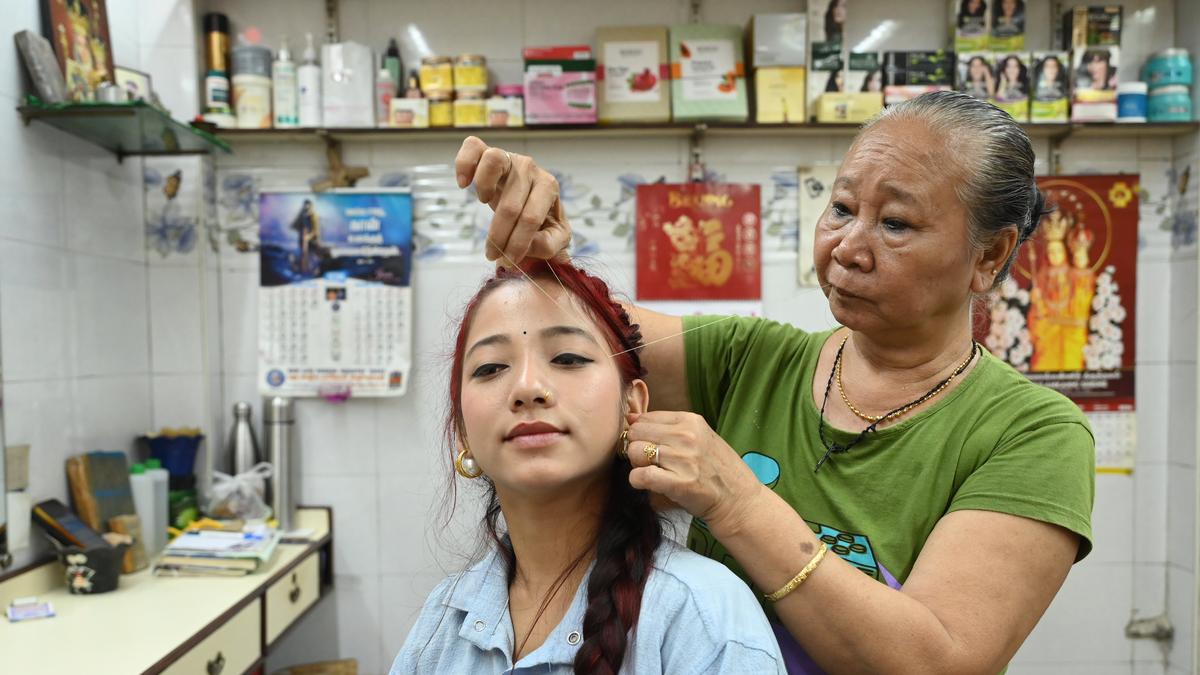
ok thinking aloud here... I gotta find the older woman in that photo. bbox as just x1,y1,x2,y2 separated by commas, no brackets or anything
454,91,1094,674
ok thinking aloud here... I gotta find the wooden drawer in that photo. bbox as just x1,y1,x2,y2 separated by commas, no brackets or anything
265,552,320,645
163,598,261,675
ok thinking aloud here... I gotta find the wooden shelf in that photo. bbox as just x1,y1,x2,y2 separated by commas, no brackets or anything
214,121,1199,144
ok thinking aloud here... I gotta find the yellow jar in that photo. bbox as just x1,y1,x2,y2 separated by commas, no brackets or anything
420,56,454,96
454,54,488,94
429,93,453,127
454,93,486,127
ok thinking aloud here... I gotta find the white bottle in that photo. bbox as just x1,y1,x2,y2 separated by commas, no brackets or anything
297,32,323,127
273,36,299,128
375,63,395,127
129,464,159,557
144,458,170,556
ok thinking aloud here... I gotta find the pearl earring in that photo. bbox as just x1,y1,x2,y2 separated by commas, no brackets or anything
455,447,483,479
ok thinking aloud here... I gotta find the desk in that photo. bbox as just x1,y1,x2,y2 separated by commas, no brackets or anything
0,507,333,675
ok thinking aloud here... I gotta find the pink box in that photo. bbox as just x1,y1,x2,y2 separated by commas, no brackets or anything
523,68,597,125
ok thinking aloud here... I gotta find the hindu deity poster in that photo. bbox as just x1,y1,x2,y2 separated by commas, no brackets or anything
635,183,762,302
975,174,1138,412
42,0,114,102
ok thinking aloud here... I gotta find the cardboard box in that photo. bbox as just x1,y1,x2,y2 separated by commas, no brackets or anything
808,42,844,121
597,26,670,123
388,98,429,128
953,0,990,52
809,0,846,47
524,45,597,125
816,91,882,122
884,51,955,86
990,0,1026,51
1062,5,1122,50
748,14,808,68
322,41,376,127
846,52,881,93
1031,51,1070,122
1072,45,1119,103
670,24,748,122
755,67,806,123
883,84,951,106
957,52,995,100
991,52,1031,122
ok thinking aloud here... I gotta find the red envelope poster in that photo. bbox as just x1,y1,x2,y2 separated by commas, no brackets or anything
636,183,761,301
973,174,1138,411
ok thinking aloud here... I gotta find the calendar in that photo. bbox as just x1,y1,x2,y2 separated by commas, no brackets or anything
1086,411,1136,473
257,190,413,398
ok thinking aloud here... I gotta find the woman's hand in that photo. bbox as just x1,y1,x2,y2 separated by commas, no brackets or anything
624,411,764,535
454,136,572,265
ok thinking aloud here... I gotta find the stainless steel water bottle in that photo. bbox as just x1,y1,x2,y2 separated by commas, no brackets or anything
227,401,261,476
264,397,295,532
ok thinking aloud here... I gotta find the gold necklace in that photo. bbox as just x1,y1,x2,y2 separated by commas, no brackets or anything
835,335,977,424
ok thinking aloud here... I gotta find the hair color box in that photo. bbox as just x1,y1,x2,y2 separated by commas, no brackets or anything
597,26,670,124
957,52,995,100
816,92,882,122
669,25,748,122
1031,51,1069,122
809,0,846,48
884,51,955,86
524,46,597,125
991,52,1030,122
952,0,990,52
755,67,806,123
808,42,844,122
1062,5,1122,50
846,52,881,94
883,84,952,106
1072,45,1119,104
989,0,1026,51
748,14,807,68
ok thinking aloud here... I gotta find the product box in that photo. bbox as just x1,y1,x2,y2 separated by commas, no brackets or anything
990,0,1026,51
809,0,846,47
1031,51,1070,122
816,92,882,122
991,52,1030,122
748,14,807,68
953,0,990,52
486,96,524,127
1072,45,1119,102
388,98,429,128
755,67,806,123
321,41,375,127
846,52,881,93
1062,5,1122,50
524,45,597,125
808,42,844,121
597,26,671,124
1071,100,1117,121
884,84,952,106
957,52,995,100
884,51,955,86
669,25,748,122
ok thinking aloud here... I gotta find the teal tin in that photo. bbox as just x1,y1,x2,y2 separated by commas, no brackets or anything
1148,85,1193,122
1144,48,1193,88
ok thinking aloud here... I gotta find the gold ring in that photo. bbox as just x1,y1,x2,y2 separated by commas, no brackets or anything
504,151,514,175
644,442,660,466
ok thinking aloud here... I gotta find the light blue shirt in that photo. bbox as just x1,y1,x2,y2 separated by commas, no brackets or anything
391,539,786,674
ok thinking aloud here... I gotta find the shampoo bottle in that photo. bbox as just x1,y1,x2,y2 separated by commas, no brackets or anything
297,32,323,127
272,36,299,128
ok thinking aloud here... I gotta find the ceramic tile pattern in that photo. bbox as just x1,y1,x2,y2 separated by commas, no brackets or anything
0,1,1197,673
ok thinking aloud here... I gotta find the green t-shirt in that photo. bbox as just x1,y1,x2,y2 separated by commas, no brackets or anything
683,316,1095,599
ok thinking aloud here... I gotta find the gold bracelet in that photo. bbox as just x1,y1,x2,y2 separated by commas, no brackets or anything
764,543,828,602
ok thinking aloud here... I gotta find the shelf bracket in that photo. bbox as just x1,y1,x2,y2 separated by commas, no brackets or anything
312,136,368,191
325,0,340,44
1048,127,1072,176
688,124,708,182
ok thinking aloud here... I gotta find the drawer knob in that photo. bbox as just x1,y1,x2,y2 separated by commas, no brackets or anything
206,650,225,675
289,573,302,603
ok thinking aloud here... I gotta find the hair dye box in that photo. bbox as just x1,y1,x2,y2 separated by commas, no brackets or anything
989,0,1026,51
670,24,748,122
524,46,597,125
991,52,1031,122
816,92,882,122
1072,45,1119,102
755,67,806,123
957,52,995,100
1031,51,1070,122
847,52,881,94
809,0,846,48
952,0,991,52
808,42,844,121
1062,5,1122,50
597,26,671,124
748,13,807,68
884,50,955,86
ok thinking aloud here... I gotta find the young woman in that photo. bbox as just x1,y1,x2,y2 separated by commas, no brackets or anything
391,261,786,674
994,54,1029,102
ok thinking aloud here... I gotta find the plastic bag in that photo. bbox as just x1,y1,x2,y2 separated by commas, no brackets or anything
207,463,274,520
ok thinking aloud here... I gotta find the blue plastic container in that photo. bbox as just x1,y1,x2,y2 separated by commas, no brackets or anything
1148,85,1193,122
1144,49,1193,89
141,434,204,479
1117,82,1148,122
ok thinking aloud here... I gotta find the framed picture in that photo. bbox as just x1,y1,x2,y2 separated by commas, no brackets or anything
40,0,115,102
115,66,151,102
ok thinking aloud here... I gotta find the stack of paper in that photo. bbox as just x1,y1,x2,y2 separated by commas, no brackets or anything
153,529,280,577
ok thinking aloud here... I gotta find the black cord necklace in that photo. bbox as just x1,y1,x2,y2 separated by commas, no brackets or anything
815,336,980,473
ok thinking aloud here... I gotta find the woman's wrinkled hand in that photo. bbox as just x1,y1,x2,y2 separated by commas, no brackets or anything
454,136,572,265
624,411,764,536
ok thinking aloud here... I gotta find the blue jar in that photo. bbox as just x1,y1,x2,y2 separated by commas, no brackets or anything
1144,49,1193,89
1117,82,1148,122
1148,85,1193,122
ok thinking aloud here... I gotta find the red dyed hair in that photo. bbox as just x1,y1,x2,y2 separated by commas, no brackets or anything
445,259,659,674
